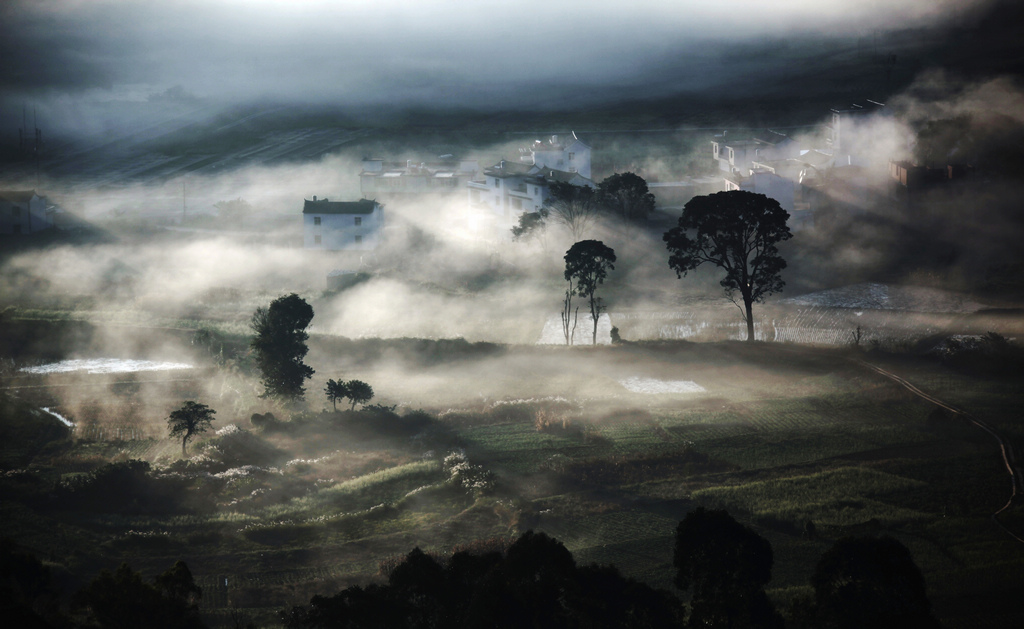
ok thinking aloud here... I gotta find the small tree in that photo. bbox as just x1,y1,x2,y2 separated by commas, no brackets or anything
664,190,792,342
324,379,348,412
597,172,656,222
167,401,216,457
511,208,548,246
560,285,579,346
250,294,315,400
344,380,374,410
564,240,616,345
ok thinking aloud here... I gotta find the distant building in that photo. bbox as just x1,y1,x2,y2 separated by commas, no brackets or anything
303,197,383,251
359,158,478,199
518,133,592,179
0,190,53,235
647,176,725,208
468,133,595,227
827,100,888,167
711,131,802,176
467,160,594,220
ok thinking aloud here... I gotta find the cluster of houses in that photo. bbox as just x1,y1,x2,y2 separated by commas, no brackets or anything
299,100,976,253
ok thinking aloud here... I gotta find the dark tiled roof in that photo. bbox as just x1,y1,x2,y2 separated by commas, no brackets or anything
303,198,378,214
483,160,534,178
0,190,39,203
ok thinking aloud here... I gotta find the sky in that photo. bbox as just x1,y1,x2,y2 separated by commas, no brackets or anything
0,0,995,133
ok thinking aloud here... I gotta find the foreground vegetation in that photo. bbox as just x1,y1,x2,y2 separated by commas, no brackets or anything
1,312,1023,627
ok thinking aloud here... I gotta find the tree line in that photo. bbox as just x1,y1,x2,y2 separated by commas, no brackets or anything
552,187,792,344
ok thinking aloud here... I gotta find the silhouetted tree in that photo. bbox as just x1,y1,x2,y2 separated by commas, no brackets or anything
510,208,548,247
808,536,940,629
674,507,784,629
544,181,600,241
167,401,215,457
324,379,348,411
598,172,656,222
74,561,206,629
564,240,616,345
345,380,374,410
664,190,791,341
282,530,684,629
250,293,315,399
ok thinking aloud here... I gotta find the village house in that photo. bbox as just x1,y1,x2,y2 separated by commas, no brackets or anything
0,190,53,234
302,197,383,251
359,158,479,200
468,133,595,227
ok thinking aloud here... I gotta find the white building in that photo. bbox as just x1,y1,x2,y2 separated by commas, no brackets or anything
519,133,592,179
0,190,52,235
359,158,478,199
467,133,595,234
303,197,383,251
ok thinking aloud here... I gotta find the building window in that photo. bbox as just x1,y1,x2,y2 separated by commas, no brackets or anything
568,152,575,161
314,235,321,245
313,216,321,226
495,179,501,189
354,216,362,226
534,187,539,196
354,235,363,244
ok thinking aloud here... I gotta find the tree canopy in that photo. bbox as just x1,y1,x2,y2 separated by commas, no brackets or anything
250,293,315,399
806,536,940,629
598,172,656,222
674,507,783,629
564,240,616,345
664,190,791,341
167,401,215,457
344,380,374,410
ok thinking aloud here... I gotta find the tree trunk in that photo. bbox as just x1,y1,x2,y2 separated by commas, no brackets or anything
745,298,755,342
590,297,599,345
182,435,188,457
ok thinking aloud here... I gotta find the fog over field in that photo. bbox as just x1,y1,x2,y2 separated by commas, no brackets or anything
2,2,1024,628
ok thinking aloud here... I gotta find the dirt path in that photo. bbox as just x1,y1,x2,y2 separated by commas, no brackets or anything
855,359,1024,544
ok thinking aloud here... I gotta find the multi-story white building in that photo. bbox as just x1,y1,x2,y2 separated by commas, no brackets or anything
519,133,592,179
467,133,594,232
302,197,383,251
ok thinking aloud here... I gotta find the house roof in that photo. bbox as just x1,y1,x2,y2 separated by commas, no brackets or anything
484,160,534,178
0,190,39,203
303,198,378,214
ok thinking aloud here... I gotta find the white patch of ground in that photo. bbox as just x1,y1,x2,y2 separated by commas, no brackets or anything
618,377,706,394
782,283,985,313
537,313,613,345
20,359,194,374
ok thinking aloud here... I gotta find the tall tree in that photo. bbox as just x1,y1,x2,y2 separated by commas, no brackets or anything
250,293,315,399
544,182,600,242
664,190,791,342
167,401,215,457
598,172,656,222
564,240,616,345
674,507,783,629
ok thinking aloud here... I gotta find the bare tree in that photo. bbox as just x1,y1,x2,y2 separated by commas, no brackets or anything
544,182,600,242
560,285,579,346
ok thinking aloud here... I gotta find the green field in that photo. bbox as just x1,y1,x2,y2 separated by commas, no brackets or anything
2,325,1023,628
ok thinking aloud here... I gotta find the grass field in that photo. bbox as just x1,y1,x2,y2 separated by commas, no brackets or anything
2,319,1024,628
